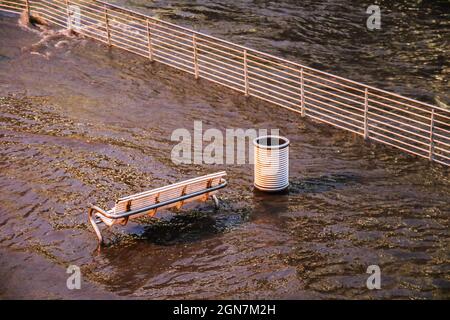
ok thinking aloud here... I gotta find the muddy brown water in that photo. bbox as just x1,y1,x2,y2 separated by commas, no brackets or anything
0,0,449,299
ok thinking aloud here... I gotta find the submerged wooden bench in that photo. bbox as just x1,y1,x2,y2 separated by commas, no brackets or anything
88,171,227,244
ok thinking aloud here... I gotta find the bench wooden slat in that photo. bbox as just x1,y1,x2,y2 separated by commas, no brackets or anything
114,172,226,214
117,171,226,202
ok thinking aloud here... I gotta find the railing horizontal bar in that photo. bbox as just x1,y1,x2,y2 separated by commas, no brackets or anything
198,54,243,75
434,118,450,129
196,41,244,61
368,123,430,147
368,116,428,141
304,96,364,125
148,21,193,39
303,84,364,112
152,51,194,68
435,111,450,121
368,97,430,121
110,40,149,57
146,20,189,38
367,110,430,134
247,52,305,76
198,58,244,79
302,70,366,95
149,34,193,54
197,48,244,67
107,19,145,38
248,64,300,90
304,91,364,120
1,0,26,6
369,87,441,113
434,158,449,166
201,68,245,88
153,46,194,66
433,147,450,158
33,2,69,18
107,16,146,34
110,39,148,56
151,50,194,68
77,27,110,44
200,72,246,93
369,91,432,115
249,72,301,103
73,0,106,11
96,0,149,23
247,57,299,81
306,112,362,135
368,105,429,128
0,7,22,14
434,138,450,148
67,1,106,20
152,51,194,70
108,24,147,43
149,30,192,50
305,105,363,132
250,79,301,103
39,0,67,13
433,131,450,141
196,35,243,55
370,136,428,159
248,90,308,115
153,56,195,75
303,76,365,107
199,63,245,84
151,41,194,60
109,30,148,50
0,3,24,10
250,88,299,110
152,60,193,75
247,68,300,93
31,9,67,28
370,130,430,154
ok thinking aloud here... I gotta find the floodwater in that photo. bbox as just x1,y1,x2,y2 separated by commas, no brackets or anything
0,0,449,299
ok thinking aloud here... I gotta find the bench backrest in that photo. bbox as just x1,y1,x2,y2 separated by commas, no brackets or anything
114,171,226,215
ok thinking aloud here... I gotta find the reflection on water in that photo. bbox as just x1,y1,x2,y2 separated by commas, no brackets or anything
0,0,449,299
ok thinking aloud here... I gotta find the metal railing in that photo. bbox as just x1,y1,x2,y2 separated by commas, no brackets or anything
1,0,449,166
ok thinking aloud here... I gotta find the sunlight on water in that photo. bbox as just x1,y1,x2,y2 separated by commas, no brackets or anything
0,0,449,299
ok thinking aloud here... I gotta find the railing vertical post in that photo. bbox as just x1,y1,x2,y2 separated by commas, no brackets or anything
25,0,30,17
244,49,249,97
146,20,154,62
64,0,71,28
104,6,111,46
193,34,199,79
364,88,369,139
429,108,435,161
300,68,305,117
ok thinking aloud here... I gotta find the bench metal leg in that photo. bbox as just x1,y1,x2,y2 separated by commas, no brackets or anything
211,194,219,209
88,207,104,244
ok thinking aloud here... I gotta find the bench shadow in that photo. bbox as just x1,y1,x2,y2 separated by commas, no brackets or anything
106,201,251,247
138,212,219,245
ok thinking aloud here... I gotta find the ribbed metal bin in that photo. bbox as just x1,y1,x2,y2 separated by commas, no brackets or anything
253,135,290,192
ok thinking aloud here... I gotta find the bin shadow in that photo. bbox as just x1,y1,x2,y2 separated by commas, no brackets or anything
288,172,362,195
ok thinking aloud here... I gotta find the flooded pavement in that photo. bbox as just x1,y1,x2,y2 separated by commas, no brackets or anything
0,0,449,300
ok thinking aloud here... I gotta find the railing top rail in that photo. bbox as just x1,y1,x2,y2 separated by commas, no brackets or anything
93,0,448,114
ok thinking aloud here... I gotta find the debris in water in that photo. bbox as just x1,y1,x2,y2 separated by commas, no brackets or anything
19,9,49,30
